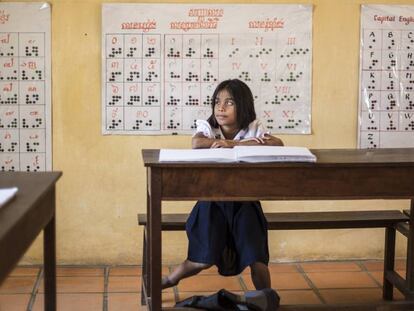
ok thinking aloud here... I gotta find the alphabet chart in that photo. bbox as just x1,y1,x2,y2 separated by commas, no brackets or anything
359,5,414,148
102,4,312,135
0,3,51,171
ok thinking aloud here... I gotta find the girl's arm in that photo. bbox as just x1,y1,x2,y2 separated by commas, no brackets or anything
260,134,284,146
192,132,283,149
192,132,236,149
237,134,283,146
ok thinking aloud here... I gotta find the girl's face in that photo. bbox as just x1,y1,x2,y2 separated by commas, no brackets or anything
214,89,237,128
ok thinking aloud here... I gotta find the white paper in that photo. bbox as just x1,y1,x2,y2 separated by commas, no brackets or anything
159,146,316,162
160,148,235,162
0,187,18,207
102,4,312,135
358,5,414,149
234,146,316,162
0,3,52,171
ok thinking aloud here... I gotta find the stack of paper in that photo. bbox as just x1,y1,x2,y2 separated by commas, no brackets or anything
159,146,316,163
0,187,18,208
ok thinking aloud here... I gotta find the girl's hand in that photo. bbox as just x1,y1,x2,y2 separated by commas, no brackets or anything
240,137,265,144
261,133,284,146
210,140,235,148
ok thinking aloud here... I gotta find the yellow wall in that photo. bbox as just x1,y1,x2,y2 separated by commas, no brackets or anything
17,0,413,265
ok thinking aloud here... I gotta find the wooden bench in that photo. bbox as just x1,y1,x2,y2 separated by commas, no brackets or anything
138,210,409,305
395,210,411,238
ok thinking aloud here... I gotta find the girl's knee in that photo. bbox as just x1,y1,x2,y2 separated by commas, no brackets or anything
250,261,268,270
194,262,213,270
186,259,213,271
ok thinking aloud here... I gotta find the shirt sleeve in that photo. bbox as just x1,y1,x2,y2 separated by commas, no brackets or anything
241,119,269,139
193,120,214,138
254,119,270,138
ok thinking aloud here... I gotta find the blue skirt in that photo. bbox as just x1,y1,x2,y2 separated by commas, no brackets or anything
186,201,269,276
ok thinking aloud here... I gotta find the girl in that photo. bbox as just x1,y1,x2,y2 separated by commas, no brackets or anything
162,79,284,290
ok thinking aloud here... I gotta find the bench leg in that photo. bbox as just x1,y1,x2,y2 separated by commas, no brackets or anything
406,199,414,297
141,227,147,305
383,226,396,300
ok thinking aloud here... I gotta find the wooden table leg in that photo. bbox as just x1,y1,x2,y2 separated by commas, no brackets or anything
406,199,414,298
149,168,162,311
43,188,56,311
145,182,152,305
383,227,396,300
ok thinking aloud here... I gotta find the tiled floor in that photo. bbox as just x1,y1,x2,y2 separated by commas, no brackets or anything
0,260,408,311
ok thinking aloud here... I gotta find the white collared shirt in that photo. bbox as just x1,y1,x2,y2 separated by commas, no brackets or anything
194,119,268,140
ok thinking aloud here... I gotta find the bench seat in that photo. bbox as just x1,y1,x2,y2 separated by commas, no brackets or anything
138,210,409,230
138,209,410,305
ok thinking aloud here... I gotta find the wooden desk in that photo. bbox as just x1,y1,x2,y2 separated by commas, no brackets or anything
142,148,414,311
0,172,62,311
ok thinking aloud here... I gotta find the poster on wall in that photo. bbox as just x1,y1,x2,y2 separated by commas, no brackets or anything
0,3,51,171
358,5,414,148
102,4,312,135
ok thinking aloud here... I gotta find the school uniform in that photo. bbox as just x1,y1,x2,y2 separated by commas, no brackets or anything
186,119,270,276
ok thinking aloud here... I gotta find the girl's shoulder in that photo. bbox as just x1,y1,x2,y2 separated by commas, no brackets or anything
238,119,267,139
194,119,216,138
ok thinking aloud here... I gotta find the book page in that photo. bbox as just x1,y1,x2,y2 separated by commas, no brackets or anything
234,146,316,162
0,187,18,207
159,148,235,162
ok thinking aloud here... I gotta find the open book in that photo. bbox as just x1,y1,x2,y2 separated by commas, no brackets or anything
159,146,316,163
0,187,18,208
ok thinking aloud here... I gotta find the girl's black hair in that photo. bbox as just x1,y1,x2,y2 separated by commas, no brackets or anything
207,79,256,130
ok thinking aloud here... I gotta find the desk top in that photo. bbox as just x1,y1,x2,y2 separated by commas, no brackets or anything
142,148,414,167
0,172,62,282
0,172,62,232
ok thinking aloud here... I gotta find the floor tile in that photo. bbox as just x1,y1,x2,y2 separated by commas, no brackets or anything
243,273,310,290
361,275,406,302
363,260,407,272
368,270,406,286
134,293,175,310
0,294,30,310
32,293,103,311
0,277,36,294
177,274,242,292
278,290,322,305
107,293,141,311
306,271,378,289
5,262,413,309
268,263,299,274
368,271,383,285
9,267,40,277
110,266,142,276
161,292,176,308
197,265,219,275
108,276,141,293
241,263,298,274
38,276,104,293
320,288,383,304
300,261,361,272
56,267,104,277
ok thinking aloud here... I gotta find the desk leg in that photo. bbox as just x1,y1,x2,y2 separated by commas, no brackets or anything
383,227,395,300
149,168,162,311
145,188,151,304
44,188,56,311
407,199,414,297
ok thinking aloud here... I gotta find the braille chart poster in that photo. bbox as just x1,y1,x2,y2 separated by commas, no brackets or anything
359,5,414,148
102,4,312,135
0,3,51,171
